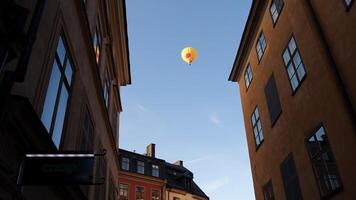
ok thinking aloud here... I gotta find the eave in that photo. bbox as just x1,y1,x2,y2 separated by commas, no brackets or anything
228,0,266,82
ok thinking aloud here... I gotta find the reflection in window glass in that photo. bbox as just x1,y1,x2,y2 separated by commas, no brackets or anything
283,36,306,92
121,157,130,170
119,183,129,200
137,161,145,174
152,164,159,177
306,126,342,197
244,64,253,89
256,32,267,60
152,190,160,200
41,35,73,148
251,107,264,148
136,186,144,200
93,19,101,63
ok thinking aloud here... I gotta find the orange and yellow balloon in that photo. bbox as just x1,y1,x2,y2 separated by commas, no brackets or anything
181,47,197,65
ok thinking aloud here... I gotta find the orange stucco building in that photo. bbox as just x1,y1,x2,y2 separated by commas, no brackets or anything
229,0,356,199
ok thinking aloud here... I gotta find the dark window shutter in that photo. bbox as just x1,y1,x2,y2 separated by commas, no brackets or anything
264,74,282,125
281,154,303,200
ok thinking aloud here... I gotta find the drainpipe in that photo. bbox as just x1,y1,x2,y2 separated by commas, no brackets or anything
304,0,356,130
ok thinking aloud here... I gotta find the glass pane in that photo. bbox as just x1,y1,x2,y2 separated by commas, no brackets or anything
254,127,258,137
255,108,259,119
261,36,266,50
316,127,325,141
93,33,98,48
65,61,73,85
52,86,69,148
259,128,264,141
257,121,262,132
272,10,279,23
291,75,299,90
293,52,302,66
289,37,297,54
252,114,256,125
287,64,295,78
41,61,61,132
297,63,306,80
283,50,290,65
56,36,66,65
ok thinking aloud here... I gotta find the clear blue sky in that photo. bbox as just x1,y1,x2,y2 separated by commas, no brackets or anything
120,1,254,199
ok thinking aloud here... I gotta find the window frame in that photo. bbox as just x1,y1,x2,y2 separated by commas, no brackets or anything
264,74,282,126
93,17,102,63
244,64,253,90
269,0,284,26
344,0,354,10
119,183,129,200
41,34,74,149
103,74,110,109
121,157,130,171
262,179,275,200
251,106,264,150
152,164,160,177
280,153,303,200
256,31,267,62
305,124,343,198
137,160,145,174
282,35,307,94
135,186,145,200
151,189,161,200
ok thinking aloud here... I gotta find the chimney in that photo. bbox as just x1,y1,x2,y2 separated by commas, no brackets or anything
146,143,155,158
174,160,183,167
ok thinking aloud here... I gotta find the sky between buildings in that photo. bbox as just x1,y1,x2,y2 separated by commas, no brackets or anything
120,1,254,199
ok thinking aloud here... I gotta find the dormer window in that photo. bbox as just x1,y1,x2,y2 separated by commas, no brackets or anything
121,157,130,170
152,164,159,177
137,161,145,174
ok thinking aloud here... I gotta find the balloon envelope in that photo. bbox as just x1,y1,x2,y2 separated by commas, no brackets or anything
181,47,197,64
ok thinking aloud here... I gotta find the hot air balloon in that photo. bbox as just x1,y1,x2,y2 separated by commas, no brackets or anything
181,47,197,65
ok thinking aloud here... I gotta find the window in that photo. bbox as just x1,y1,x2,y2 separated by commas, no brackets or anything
41,35,73,148
244,64,253,89
270,0,284,24
264,74,282,125
306,126,342,197
345,0,353,8
81,108,94,151
136,186,145,200
121,157,130,171
256,32,267,61
251,107,264,148
137,161,145,174
280,153,303,200
151,190,160,200
93,18,102,63
283,36,306,92
152,164,159,177
119,184,129,200
103,77,110,109
263,180,275,200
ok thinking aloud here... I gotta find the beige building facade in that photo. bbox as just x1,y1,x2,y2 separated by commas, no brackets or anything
229,0,356,199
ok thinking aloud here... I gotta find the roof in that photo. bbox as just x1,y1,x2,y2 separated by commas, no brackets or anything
228,0,267,82
165,162,209,199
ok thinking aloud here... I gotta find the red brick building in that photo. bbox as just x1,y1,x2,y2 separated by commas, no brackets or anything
229,0,356,199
